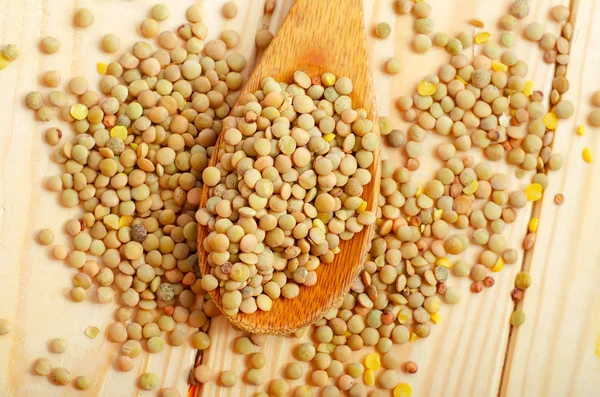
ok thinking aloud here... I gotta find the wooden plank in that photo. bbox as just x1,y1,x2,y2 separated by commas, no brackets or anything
0,0,590,397
0,1,264,396
200,0,567,396
501,0,600,396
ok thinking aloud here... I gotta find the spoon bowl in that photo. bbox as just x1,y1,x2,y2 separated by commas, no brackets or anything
198,0,379,334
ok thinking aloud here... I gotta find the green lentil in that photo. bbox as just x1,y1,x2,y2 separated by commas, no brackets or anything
194,365,213,384
148,336,165,353
285,363,303,380
250,352,266,369
510,0,530,19
511,310,526,326
524,23,544,41
235,336,257,355
256,29,273,49
51,367,70,385
346,362,364,378
385,57,402,74
102,34,121,53
414,34,432,53
220,371,238,387
75,376,92,390
246,368,265,385
74,8,94,28
375,22,392,39
2,44,19,61
34,358,52,376
270,379,289,396
151,4,170,21
515,272,532,289
40,37,61,54
37,228,54,245
139,373,159,390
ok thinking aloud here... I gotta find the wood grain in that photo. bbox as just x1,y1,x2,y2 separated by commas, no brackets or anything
501,0,600,396
197,0,380,335
0,0,596,396
0,1,267,396
201,0,572,396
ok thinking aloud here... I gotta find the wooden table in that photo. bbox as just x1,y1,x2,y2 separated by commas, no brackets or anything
1,0,598,396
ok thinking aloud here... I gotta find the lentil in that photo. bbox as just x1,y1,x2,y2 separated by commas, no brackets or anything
51,367,70,385
34,358,52,376
41,37,60,54
74,8,94,27
140,373,159,390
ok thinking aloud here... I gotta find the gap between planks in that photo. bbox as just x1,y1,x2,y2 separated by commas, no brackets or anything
497,0,583,395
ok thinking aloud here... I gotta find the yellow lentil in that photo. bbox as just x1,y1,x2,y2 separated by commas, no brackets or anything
110,126,128,140
417,80,436,96
583,147,593,163
430,313,440,324
491,61,508,72
523,81,534,96
0,55,9,70
397,311,409,324
491,257,505,272
119,216,133,228
542,112,558,130
470,18,484,28
313,219,326,233
357,200,368,213
323,133,335,142
525,183,543,201
435,257,451,268
85,326,99,339
462,179,478,195
474,32,491,44
577,124,585,136
97,62,107,74
364,353,381,370
410,332,419,342
70,104,89,120
394,383,412,397
456,75,467,84
363,369,375,386
103,214,119,230
528,218,539,233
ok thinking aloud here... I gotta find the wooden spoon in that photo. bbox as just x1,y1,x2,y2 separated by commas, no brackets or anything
197,0,379,334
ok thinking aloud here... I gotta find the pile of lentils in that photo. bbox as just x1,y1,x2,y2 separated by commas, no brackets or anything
25,2,275,393
197,71,377,316
192,0,579,395
0,44,19,69
381,0,576,331
4,0,580,396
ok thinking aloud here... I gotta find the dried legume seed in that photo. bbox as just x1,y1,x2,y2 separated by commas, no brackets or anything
51,367,70,385
551,5,570,22
75,376,92,390
140,373,159,390
0,319,11,335
2,44,19,61
41,37,60,54
256,29,273,49
194,365,213,383
376,22,392,39
511,310,526,326
34,358,52,375
220,371,238,387
102,34,120,53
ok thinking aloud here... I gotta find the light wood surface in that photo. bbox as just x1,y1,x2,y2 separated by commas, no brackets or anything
197,0,381,335
0,0,597,397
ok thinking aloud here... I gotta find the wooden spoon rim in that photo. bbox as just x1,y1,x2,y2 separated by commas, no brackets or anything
197,0,379,335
